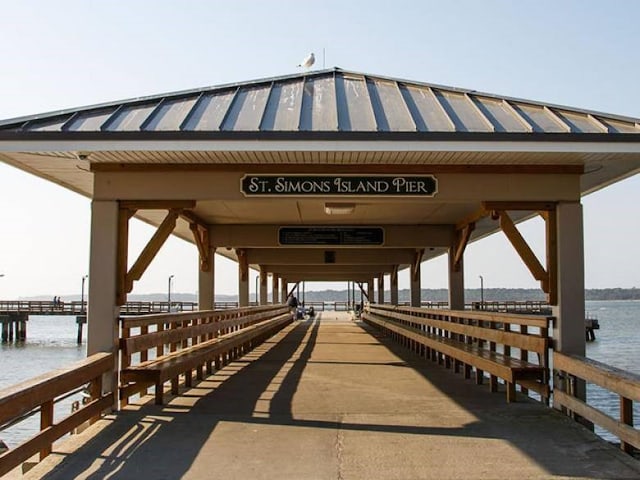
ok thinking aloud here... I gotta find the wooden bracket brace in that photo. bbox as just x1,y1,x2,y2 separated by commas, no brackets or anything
356,282,370,301
453,223,475,272
116,201,196,305
391,265,399,285
236,248,248,282
125,209,181,294
116,207,134,306
189,223,212,272
498,211,550,293
287,282,299,298
412,249,424,281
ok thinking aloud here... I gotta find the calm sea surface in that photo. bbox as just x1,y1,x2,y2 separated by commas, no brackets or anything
1,300,638,447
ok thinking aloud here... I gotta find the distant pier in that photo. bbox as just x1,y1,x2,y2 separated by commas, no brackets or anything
0,313,27,342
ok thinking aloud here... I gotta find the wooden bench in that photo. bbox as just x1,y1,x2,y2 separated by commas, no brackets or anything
363,304,550,403
120,305,292,405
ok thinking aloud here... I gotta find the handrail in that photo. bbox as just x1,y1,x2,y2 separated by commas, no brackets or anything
121,304,286,329
553,352,640,453
372,303,552,329
368,306,547,353
0,352,114,476
120,306,290,355
0,300,243,315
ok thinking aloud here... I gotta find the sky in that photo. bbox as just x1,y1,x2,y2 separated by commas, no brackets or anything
1,0,639,299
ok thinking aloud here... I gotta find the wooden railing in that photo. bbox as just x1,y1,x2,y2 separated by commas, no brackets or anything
553,352,640,453
119,305,291,405
470,300,552,314
0,352,114,476
364,304,551,402
0,300,242,316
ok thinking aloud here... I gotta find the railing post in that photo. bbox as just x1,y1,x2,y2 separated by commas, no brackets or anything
89,374,103,425
40,399,54,460
620,396,634,453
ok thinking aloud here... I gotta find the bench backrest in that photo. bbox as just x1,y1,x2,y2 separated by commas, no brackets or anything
120,305,289,368
367,304,550,364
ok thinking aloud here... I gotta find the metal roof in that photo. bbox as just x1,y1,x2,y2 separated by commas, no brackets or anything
2,68,639,136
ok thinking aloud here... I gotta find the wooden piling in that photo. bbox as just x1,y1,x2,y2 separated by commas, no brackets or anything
76,316,87,344
1,314,28,343
1,315,8,342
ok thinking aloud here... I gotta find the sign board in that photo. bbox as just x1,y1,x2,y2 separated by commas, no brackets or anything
279,227,384,246
241,174,437,197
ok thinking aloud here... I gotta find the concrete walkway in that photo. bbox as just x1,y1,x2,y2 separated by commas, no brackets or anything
26,312,640,479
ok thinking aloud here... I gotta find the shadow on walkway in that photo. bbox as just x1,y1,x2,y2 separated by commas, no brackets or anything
37,319,321,480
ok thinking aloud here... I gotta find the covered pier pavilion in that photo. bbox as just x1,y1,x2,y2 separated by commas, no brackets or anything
1,69,640,478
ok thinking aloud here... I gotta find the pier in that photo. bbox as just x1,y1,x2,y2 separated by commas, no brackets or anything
1,67,640,477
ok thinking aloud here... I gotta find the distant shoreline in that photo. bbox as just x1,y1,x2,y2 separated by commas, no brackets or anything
19,287,640,303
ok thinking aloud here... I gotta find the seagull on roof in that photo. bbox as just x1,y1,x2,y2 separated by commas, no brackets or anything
297,52,315,69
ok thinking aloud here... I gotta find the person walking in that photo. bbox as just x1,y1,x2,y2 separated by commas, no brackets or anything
286,295,299,319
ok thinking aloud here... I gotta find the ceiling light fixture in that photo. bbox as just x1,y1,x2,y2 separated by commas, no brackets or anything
324,202,355,215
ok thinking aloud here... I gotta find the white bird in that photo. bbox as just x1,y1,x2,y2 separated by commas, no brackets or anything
297,52,315,69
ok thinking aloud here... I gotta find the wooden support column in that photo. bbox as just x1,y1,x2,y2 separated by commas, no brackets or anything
259,267,268,305
410,267,421,307
88,200,120,399
553,201,586,403
377,275,385,304
448,239,465,310
411,249,423,307
237,248,249,307
281,279,288,303
390,265,399,305
198,246,216,310
367,279,375,304
272,274,280,304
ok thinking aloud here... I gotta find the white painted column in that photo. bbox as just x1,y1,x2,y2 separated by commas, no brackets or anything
390,267,399,305
198,247,215,310
448,247,465,310
553,202,586,400
411,263,422,307
87,200,119,395
259,268,268,305
272,274,280,304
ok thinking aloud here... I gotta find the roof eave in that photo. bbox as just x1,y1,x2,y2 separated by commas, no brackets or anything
2,130,640,144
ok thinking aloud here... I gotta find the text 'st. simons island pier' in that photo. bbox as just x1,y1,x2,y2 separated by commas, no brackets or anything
241,174,438,197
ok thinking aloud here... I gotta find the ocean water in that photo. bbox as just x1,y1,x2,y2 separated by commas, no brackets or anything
1,301,638,448
580,300,640,442
0,316,87,449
